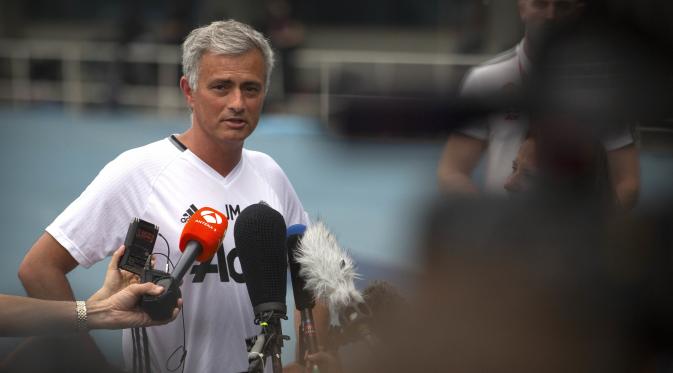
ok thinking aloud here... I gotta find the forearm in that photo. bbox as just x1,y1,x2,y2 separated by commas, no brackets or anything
438,171,480,194
607,144,640,211
0,295,79,336
19,232,79,301
614,179,640,211
20,266,77,301
437,134,486,194
17,233,108,364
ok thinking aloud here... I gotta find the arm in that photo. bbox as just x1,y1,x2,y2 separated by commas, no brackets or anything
437,133,487,194
17,232,107,363
18,232,79,300
0,283,179,337
606,143,640,211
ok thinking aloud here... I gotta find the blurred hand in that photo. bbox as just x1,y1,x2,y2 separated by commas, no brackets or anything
86,282,182,330
88,246,139,302
306,349,341,373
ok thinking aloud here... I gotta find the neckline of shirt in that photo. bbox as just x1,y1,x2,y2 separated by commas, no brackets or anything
517,39,532,75
168,135,245,187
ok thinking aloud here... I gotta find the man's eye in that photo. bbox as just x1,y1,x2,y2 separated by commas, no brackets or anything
211,83,231,91
556,2,574,12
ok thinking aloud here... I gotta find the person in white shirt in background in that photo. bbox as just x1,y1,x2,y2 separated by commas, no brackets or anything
437,0,639,211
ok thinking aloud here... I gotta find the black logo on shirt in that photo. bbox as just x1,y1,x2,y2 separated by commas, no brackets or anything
190,246,244,283
180,203,241,222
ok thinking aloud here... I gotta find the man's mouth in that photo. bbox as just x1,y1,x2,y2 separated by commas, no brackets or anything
223,118,247,126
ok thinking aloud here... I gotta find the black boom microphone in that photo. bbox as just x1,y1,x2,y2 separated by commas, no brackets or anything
235,202,289,373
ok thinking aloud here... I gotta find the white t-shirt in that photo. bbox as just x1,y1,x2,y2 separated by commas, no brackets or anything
459,40,634,194
47,135,309,373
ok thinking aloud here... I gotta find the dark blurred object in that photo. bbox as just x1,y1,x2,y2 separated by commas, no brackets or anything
331,0,673,140
1,335,123,373
331,94,513,139
350,196,673,373
529,12,673,136
264,0,305,98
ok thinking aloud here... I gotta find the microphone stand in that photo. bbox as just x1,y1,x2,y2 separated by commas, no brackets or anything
246,307,289,373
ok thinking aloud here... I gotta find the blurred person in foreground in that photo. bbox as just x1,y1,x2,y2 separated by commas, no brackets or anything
357,197,673,373
17,19,316,373
437,0,639,210
1,246,180,337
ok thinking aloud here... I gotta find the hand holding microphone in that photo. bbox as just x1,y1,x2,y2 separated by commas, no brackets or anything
140,207,227,320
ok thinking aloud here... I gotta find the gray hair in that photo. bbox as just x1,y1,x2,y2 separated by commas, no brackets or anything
182,19,275,92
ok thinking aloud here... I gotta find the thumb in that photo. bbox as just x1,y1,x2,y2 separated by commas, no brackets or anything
127,282,165,297
109,245,125,270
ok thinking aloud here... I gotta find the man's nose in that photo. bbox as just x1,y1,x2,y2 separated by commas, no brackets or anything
228,89,245,114
545,4,558,19
504,173,521,193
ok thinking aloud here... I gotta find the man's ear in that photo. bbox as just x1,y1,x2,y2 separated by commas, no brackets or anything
179,76,194,109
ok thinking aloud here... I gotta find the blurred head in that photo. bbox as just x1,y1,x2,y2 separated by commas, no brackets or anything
518,0,586,52
369,197,666,373
362,280,407,337
182,20,275,92
504,137,539,195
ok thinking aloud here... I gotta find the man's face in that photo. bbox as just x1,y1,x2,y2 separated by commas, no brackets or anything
519,0,585,46
519,0,584,23
504,138,539,195
181,49,266,145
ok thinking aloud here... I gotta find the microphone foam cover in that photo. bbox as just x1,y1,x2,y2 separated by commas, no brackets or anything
287,224,314,310
179,207,227,262
235,203,288,308
297,221,363,325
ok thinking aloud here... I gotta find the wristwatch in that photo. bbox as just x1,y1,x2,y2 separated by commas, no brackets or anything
75,301,88,332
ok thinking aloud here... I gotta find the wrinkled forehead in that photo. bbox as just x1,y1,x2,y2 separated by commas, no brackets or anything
522,0,583,5
520,0,584,10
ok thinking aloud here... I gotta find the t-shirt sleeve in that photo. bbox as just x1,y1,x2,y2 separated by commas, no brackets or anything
46,152,154,268
275,169,310,228
456,68,489,141
602,125,634,151
254,154,310,228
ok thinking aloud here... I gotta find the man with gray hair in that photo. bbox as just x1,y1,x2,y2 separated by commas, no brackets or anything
19,19,310,372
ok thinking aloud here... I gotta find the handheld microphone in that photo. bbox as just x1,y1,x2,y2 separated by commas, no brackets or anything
235,202,289,373
140,207,227,320
295,221,377,347
287,224,321,372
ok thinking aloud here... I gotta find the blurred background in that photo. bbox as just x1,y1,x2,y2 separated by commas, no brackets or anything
0,0,672,371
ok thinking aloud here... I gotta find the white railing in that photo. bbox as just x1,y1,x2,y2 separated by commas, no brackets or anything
292,48,490,124
0,38,491,118
0,38,184,114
